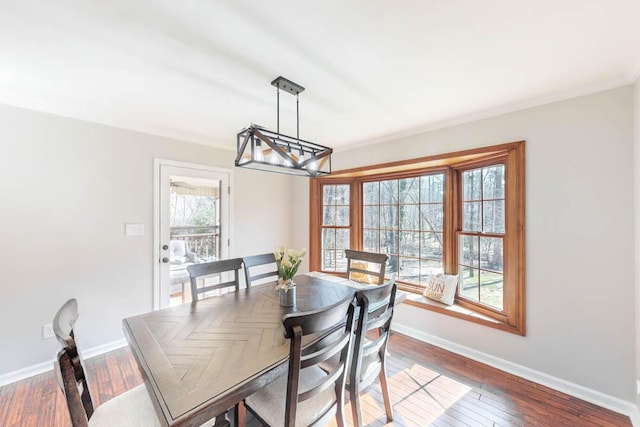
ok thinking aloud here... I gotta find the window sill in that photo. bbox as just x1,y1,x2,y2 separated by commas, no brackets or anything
400,292,523,335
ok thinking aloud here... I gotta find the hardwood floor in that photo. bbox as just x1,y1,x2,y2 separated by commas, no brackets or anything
0,333,630,426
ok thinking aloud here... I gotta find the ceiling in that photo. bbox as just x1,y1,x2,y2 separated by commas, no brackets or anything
1,1,639,151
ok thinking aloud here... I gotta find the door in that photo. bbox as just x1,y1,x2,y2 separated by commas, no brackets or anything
154,161,231,309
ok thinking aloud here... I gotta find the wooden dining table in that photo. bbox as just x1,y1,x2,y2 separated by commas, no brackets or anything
122,274,357,427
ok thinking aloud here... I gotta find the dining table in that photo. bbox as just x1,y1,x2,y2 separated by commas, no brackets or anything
122,273,361,427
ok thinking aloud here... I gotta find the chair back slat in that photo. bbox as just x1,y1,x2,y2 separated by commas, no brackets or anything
187,258,244,301
242,253,278,288
345,250,388,285
282,293,356,427
301,330,350,369
298,360,346,403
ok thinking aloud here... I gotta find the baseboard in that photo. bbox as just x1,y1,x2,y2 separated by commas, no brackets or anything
630,405,640,427
391,323,639,424
0,338,128,387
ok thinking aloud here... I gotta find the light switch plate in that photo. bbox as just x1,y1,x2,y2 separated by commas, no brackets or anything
125,223,145,236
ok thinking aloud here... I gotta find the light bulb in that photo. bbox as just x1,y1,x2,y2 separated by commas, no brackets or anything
270,151,280,165
254,143,264,162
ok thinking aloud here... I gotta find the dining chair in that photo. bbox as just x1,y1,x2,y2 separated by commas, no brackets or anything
242,253,279,288
242,293,357,427
187,257,244,301
345,249,388,285
348,274,398,426
53,298,161,427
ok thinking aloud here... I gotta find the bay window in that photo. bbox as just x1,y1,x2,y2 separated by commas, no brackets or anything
309,141,525,334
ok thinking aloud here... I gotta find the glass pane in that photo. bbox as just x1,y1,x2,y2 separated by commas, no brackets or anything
420,203,444,232
386,255,398,275
336,206,350,226
419,259,444,284
480,270,503,311
399,257,420,284
363,206,379,228
420,232,443,260
335,249,347,272
483,200,505,234
363,182,379,205
421,173,445,203
336,229,350,249
462,169,482,201
381,230,398,254
323,206,336,226
399,178,419,204
323,185,336,205
462,201,482,231
459,266,479,302
335,185,349,205
364,230,380,252
400,231,419,257
483,165,505,199
322,229,335,249
380,205,398,230
459,235,479,268
322,250,335,270
480,237,503,272
400,204,419,230
380,180,398,204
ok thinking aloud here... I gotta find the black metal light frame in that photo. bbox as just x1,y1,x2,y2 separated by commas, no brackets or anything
234,76,332,177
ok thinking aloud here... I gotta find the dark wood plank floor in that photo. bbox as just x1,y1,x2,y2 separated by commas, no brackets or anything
0,332,630,426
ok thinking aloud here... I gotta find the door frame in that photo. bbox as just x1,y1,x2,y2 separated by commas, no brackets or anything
153,159,234,310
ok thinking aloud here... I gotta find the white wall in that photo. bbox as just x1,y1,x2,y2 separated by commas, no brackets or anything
0,103,292,376
293,86,636,401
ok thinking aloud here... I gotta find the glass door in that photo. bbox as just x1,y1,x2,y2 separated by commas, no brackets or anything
156,163,230,308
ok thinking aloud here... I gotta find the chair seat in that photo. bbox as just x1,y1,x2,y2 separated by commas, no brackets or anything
245,366,337,427
89,384,161,427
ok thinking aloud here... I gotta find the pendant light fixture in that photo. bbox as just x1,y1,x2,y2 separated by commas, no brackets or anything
235,76,332,177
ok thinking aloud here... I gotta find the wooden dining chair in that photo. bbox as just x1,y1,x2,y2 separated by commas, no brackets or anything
187,258,244,301
242,293,357,427
348,274,398,426
345,249,388,285
53,298,161,427
242,253,279,288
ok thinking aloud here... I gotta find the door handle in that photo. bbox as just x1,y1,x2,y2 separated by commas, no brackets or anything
161,257,170,263
162,244,169,250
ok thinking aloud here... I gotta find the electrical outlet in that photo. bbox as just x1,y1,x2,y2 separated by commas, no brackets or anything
42,323,55,340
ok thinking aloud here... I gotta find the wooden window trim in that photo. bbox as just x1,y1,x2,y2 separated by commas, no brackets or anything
309,141,525,335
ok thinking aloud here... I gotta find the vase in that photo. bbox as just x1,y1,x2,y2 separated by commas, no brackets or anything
279,281,296,307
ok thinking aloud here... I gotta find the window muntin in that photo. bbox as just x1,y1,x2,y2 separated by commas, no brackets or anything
457,164,505,311
321,184,350,271
362,173,445,286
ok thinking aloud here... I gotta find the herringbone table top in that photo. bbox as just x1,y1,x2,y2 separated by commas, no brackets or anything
123,274,355,426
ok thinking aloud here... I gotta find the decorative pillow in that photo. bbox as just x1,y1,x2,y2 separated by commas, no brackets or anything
349,261,374,284
423,274,458,305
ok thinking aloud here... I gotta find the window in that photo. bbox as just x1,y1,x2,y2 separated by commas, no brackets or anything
309,142,525,334
362,173,445,285
457,164,505,311
321,184,350,271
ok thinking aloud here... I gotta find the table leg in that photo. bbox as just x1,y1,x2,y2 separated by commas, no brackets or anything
235,401,246,427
